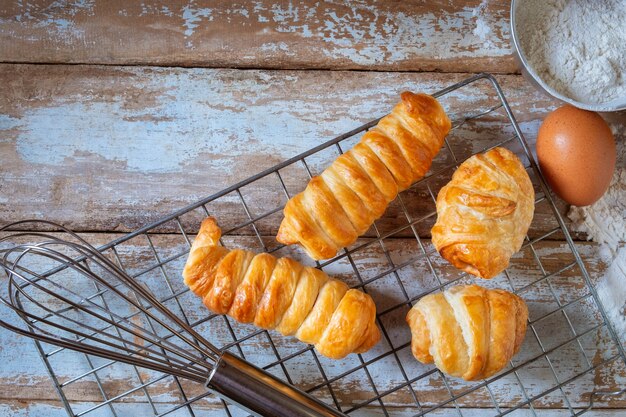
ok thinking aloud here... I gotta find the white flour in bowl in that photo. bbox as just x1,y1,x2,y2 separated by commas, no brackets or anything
516,0,626,105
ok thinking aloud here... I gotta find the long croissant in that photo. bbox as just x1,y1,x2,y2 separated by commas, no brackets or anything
431,147,535,279
406,284,527,381
277,92,452,260
182,217,380,359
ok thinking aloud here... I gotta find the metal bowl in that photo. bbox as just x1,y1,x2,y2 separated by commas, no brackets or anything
510,0,626,112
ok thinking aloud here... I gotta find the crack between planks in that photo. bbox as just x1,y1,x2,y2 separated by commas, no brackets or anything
0,60,523,76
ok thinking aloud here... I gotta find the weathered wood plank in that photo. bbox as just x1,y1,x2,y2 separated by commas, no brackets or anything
5,65,623,238
1,233,624,410
3,401,626,417
0,0,515,73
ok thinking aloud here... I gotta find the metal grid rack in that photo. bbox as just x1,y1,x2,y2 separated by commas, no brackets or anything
19,73,626,416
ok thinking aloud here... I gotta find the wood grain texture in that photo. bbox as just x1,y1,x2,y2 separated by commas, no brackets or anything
0,0,516,72
3,401,626,417
2,2,625,415
6,64,624,238
1,232,624,411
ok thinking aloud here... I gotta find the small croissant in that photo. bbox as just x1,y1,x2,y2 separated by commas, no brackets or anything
183,217,380,359
406,284,528,381
431,147,535,279
277,92,452,260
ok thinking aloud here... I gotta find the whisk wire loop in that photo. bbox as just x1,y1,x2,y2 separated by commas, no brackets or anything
0,219,350,417
0,221,220,375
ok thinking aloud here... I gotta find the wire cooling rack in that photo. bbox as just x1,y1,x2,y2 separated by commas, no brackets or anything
16,73,626,416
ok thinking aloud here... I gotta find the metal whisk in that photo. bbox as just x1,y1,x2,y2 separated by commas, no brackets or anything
0,220,345,417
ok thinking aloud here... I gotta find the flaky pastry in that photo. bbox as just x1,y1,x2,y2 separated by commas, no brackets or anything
277,92,452,260
406,284,528,380
431,147,535,279
183,217,380,359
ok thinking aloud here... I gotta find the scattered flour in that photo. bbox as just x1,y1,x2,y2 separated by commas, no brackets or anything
568,169,626,260
568,125,625,341
569,125,626,257
595,247,626,342
516,0,626,105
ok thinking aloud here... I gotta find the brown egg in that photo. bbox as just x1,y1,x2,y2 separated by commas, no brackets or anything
536,105,615,206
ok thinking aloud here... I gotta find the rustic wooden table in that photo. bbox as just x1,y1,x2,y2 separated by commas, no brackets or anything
1,1,624,416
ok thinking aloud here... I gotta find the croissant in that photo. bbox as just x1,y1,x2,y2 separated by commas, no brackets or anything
406,284,528,381
431,147,535,279
277,92,452,260
182,217,380,359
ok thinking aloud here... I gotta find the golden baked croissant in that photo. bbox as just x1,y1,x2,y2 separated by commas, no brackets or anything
182,217,380,359
406,284,528,381
431,147,535,279
277,92,452,260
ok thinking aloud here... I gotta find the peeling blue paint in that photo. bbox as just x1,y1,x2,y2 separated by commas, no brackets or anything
181,5,212,37
0,114,20,130
11,0,95,40
10,70,365,174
